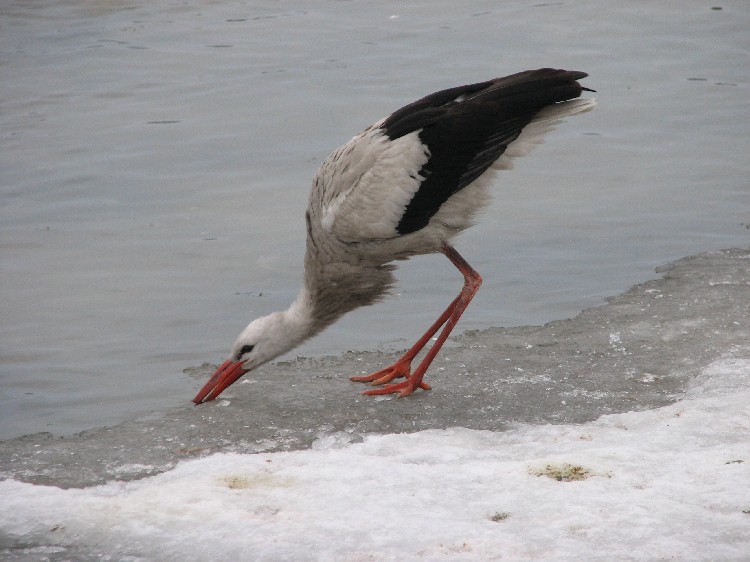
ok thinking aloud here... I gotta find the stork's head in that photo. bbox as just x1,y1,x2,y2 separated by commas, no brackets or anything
192,311,306,404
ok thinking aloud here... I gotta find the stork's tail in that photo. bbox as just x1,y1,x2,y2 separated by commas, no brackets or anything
502,97,596,159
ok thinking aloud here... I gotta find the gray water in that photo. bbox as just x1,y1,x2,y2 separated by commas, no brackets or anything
1,1,749,440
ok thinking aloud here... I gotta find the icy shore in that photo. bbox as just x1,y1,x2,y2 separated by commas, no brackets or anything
1,249,748,560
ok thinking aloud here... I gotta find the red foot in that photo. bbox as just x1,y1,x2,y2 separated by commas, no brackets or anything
350,361,410,385
350,361,430,396
348,244,479,400
361,377,431,398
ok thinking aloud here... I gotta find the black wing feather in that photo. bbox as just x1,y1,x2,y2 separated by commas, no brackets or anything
380,68,589,235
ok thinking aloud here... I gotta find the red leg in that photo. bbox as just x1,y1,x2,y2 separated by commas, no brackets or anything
351,243,482,397
349,292,462,389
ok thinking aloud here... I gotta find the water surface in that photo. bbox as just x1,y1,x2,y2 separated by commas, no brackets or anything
1,1,748,438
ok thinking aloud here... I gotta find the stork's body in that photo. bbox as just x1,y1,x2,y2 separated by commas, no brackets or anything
194,68,595,403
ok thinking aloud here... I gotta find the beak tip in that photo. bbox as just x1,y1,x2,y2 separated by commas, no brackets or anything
191,359,247,405
192,389,213,405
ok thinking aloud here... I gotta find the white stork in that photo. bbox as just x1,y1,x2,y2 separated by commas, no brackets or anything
193,68,595,403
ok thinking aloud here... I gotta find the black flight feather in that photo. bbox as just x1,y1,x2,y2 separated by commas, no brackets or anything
380,68,589,235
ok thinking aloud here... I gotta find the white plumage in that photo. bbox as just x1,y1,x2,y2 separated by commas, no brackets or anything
319,129,429,241
194,68,595,404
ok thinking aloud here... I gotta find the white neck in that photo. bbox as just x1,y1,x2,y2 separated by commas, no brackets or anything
282,286,320,344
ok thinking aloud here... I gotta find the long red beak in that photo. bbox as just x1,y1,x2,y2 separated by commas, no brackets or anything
192,359,248,404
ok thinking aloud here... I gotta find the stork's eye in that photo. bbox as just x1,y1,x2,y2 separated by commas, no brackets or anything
240,344,255,355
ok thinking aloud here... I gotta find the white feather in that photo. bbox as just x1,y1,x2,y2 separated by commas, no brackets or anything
500,98,596,165
316,127,429,242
